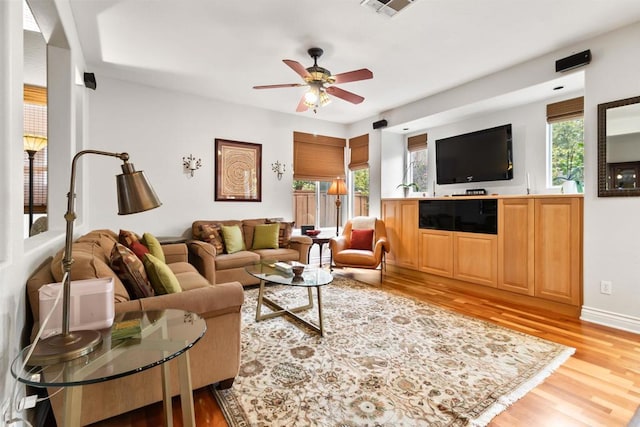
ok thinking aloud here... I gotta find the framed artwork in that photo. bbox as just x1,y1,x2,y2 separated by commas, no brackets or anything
215,139,262,202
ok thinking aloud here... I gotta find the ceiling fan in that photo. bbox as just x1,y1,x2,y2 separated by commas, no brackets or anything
253,47,373,113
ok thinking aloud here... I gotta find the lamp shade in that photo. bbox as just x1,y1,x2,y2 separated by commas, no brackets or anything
327,177,348,196
116,162,162,215
23,134,47,152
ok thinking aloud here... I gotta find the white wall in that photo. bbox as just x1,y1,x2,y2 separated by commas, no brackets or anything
86,77,348,236
581,22,640,332
0,0,88,415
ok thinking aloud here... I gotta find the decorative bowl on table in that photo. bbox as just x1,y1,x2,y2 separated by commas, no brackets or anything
305,229,321,236
291,265,305,277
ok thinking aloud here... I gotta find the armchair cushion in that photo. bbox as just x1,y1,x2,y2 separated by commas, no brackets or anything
350,228,374,250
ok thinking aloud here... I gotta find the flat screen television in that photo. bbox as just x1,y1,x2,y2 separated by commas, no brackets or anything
436,124,513,184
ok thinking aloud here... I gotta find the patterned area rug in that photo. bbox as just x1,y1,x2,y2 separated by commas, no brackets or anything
213,277,574,426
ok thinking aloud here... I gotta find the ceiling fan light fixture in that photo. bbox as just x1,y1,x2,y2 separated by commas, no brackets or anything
304,85,319,104
319,90,331,106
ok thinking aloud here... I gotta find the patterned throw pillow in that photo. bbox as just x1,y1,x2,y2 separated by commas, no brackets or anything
110,243,155,299
267,220,295,248
197,223,225,254
118,229,141,248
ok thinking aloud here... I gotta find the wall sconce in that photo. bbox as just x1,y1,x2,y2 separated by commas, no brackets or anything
271,161,286,180
182,154,202,177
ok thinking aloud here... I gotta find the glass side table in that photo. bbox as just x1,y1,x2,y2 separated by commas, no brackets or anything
11,309,206,427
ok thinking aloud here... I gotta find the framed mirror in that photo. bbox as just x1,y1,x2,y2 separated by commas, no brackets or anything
598,95,640,197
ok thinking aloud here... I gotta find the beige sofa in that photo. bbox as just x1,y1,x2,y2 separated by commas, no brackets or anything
25,229,244,426
191,218,313,286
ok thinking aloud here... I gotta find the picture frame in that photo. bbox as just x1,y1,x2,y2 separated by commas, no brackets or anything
215,139,262,202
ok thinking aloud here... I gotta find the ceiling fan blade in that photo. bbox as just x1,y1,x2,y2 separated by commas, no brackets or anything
326,86,365,104
296,95,309,112
253,83,305,89
333,68,373,84
283,59,311,79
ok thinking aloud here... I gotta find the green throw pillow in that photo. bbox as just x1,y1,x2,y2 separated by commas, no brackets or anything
143,253,181,295
221,225,245,254
142,232,165,263
252,223,280,249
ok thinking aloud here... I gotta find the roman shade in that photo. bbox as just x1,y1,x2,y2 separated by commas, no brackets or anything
546,97,584,123
348,134,369,171
293,131,346,181
407,133,427,152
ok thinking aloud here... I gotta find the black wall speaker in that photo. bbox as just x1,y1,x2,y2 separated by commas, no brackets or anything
83,72,97,90
372,119,388,129
555,49,591,73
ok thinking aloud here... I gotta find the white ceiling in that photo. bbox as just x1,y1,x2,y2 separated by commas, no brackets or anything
67,0,640,125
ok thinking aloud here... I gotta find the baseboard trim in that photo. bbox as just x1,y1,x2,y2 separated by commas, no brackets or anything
580,306,640,334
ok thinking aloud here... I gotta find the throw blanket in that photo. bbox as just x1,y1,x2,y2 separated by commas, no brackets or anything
351,216,376,230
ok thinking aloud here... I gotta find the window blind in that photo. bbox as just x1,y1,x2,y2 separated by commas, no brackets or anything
293,131,346,181
348,133,369,171
407,133,427,152
24,85,48,213
546,97,584,123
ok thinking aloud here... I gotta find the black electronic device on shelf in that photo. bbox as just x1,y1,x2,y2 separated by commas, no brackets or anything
419,199,498,234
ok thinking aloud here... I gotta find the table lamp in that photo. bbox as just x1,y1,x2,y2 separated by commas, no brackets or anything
28,149,162,365
327,177,348,236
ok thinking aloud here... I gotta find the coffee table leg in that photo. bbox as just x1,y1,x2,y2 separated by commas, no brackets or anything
178,351,196,427
256,279,266,321
317,286,324,337
161,361,173,427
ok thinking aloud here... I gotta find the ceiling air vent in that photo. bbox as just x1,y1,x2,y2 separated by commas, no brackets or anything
360,0,417,17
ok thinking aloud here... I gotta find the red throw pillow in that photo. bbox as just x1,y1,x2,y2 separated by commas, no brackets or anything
350,229,374,250
129,240,150,260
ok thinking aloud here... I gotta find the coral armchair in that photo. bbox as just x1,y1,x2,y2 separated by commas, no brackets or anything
329,217,390,280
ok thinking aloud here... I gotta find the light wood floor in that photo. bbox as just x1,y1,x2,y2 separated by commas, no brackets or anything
91,267,640,427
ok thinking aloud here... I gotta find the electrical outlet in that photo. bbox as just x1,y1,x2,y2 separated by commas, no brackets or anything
600,280,612,295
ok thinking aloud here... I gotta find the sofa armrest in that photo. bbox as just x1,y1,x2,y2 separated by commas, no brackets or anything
115,282,243,319
186,240,217,285
162,243,188,264
289,235,313,263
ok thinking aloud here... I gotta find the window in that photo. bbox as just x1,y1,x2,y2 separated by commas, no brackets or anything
547,97,584,189
406,133,428,192
352,169,369,217
292,131,346,229
348,134,369,217
292,180,338,228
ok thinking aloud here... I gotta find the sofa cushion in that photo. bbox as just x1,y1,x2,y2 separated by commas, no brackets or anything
350,228,375,250
142,232,165,263
110,243,155,299
252,223,280,249
143,254,182,295
221,225,246,254
196,223,225,254
251,248,300,262
214,251,260,270
170,262,211,291
51,249,130,303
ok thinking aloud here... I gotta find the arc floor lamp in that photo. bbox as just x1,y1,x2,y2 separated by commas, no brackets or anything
28,149,162,365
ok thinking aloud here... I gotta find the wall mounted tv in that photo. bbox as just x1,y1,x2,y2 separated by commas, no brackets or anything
436,124,513,184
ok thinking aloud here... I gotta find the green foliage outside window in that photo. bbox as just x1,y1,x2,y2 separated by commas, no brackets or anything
410,150,428,191
551,118,584,187
353,169,369,196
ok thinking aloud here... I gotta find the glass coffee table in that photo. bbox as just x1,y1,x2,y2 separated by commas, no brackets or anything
245,262,333,336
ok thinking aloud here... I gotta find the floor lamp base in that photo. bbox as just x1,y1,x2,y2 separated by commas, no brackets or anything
28,330,102,365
